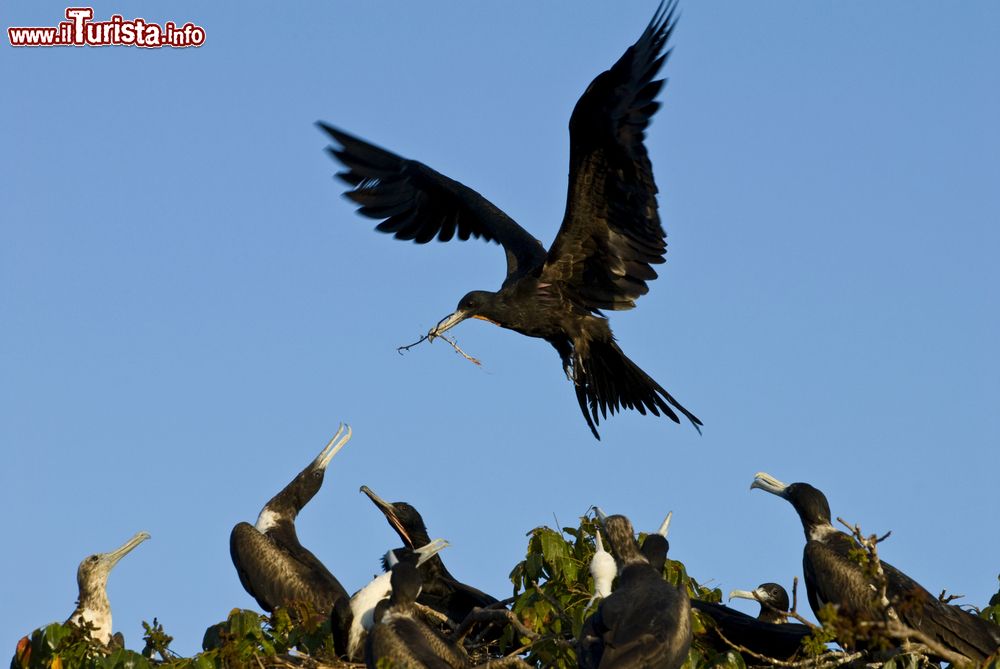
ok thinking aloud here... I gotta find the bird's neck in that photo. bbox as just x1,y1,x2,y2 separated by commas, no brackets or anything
758,608,787,625
805,521,837,543
255,506,297,534
69,592,112,644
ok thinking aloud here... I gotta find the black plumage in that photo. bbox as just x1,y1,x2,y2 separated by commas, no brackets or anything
319,1,700,440
727,583,791,625
229,427,353,651
691,584,810,662
579,513,691,669
361,485,499,625
365,561,470,669
752,472,1000,664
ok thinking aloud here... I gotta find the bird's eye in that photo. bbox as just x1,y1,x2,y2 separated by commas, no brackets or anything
88,556,100,563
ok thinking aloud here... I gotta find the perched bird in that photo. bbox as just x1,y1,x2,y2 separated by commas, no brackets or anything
638,512,673,572
579,512,691,669
751,472,1000,664
691,583,810,662
728,583,792,625
365,561,470,669
66,530,150,645
587,530,616,608
361,485,499,624
319,0,701,440
229,426,353,650
347,539,450,661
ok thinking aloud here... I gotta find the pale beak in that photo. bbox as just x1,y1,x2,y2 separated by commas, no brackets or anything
750,471,789,497
728,588,759,603
414,538,450,565
104,531,151,567
428,310,469,340
314,423,352,470
656,512,673,538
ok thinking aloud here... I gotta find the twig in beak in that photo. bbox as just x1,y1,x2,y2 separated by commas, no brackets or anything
441,335,482,365
396,333,482,366
397,334,429,355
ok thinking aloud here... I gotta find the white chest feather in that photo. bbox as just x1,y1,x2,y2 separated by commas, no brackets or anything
254,508,281,533
808,523,837,542
346,572,392,659
590,552,616,599
72,607,112,645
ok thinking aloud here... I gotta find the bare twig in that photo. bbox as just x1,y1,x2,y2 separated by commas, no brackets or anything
438,335,481,365
838,517,896,621
397,333,482,365
858,620,976,667
415,602,455,629
470,656,534,669
453,608,536,645
397,333,429,354
780,577,820,630
937,589,964,604
711,623,861,668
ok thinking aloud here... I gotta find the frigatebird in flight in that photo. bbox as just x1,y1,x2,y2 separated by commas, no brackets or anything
319,1,701,439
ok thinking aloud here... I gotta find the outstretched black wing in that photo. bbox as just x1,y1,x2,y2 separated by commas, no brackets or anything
542,2,677,311
319,123,546,285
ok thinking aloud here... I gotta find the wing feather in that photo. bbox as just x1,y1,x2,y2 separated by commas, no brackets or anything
229,522,345,614
543,2,678,311
319,123,546,284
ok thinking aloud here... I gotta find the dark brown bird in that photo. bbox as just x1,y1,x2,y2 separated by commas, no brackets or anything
229,426,353,652
360,485,499,625
365,561,470,669
319,1,700,440
579,512,691,669
727,583,792,625
751,472,1000,664
691,584,811,662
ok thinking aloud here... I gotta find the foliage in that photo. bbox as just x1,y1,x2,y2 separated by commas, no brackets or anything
11,609,350,669
11,523,1000,669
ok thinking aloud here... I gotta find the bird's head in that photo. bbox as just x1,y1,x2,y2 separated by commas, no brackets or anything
639,512,672,571
596,512,646,570
751,472,833,539
728,582,791,623
388,562,423,605
76,531,150,596
428,290,502,339
361,485,429,549
269,426,352,518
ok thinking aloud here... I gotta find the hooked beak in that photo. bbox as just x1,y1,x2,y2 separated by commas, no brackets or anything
104,531,151,567
593,506,608,524
428,310,470,340
314,423,352,470
750,471,789,497
414,538,450,565
728,588,762,603
656,512,673,538
361,485,414,548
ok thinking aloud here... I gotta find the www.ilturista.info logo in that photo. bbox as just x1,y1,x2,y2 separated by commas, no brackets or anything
8,8,205,48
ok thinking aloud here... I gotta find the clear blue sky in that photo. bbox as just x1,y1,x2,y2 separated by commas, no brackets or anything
3,0,998,658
